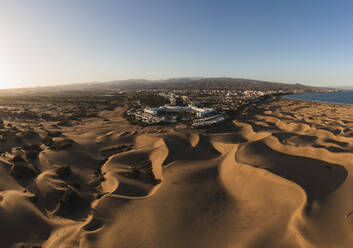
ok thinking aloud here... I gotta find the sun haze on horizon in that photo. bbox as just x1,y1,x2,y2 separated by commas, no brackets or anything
2,0,353,89
0,64,17,89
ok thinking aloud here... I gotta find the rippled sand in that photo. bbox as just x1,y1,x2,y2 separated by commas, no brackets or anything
3,98,353,248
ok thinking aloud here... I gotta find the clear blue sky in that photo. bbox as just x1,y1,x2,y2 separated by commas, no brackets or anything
1,0,353,88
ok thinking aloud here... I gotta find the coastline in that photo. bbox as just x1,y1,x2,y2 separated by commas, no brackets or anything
284,90,353,106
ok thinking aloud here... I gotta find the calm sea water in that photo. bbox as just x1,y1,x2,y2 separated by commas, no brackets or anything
285,90,353,105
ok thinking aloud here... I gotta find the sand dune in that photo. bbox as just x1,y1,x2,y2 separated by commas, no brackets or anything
2,98,353,247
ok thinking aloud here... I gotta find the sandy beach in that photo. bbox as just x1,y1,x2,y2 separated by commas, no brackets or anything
2,97,353,248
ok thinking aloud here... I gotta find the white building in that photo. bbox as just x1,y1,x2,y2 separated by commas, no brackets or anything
192,114,225,127
144,107,157,115
144,104,216,118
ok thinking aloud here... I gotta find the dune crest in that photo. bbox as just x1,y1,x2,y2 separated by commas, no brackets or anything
2,98,353,247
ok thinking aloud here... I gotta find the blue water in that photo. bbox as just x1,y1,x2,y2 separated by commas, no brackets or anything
285,90,353,105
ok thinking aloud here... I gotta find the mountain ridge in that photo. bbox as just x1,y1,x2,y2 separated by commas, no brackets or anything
0,77,330,95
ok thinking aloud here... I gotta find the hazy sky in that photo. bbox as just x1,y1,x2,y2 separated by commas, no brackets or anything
1,0,353,89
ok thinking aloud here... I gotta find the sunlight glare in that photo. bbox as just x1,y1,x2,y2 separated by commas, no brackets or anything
0,60,17,89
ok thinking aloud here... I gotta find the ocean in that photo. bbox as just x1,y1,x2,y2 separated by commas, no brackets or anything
285,90,353,105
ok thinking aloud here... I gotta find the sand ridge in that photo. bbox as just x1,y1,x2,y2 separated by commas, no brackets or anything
2,98,353,247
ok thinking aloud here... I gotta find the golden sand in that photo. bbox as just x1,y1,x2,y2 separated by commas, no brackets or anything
3,99,353,248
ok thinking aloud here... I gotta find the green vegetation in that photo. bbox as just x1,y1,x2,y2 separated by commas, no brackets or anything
138,93,170,107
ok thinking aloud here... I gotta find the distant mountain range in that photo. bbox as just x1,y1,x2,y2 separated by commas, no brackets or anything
1,77,330,95
105,77,316,91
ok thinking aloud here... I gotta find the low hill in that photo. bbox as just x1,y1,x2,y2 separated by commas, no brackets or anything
0,77,323,96
111,77,316,91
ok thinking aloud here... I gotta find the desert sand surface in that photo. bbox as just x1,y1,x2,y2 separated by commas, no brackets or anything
2,97,353,248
